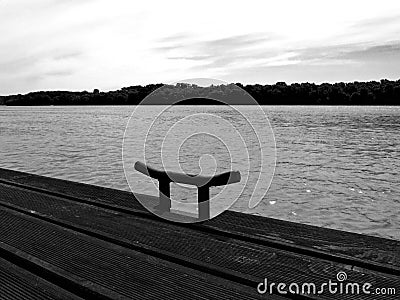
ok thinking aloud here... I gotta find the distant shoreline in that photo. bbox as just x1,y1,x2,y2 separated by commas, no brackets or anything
1,79,399,106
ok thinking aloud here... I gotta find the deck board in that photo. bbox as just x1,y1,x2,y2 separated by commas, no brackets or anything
0,168,398,271
0,168,398,299
0,257,82,300
0,207,272,300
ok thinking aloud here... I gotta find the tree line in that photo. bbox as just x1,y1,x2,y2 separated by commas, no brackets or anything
1,79,399,106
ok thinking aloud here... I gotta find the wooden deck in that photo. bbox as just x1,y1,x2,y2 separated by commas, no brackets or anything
0,168,398,299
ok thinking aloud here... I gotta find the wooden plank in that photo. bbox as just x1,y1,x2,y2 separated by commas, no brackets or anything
0,257,82,300
0,207,274,300
0,180,398,300
0,168,398,274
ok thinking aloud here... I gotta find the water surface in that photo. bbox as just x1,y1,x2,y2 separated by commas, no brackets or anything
0,105,399,240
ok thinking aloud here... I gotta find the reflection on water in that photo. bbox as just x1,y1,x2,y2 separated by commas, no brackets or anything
0,105,399,240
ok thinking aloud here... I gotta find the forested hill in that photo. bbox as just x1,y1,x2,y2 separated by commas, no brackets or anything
1,79,400,106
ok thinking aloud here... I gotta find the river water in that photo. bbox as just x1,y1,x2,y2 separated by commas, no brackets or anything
0,105,399,240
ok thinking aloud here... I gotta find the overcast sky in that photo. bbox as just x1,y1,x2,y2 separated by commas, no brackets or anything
1,0,400,95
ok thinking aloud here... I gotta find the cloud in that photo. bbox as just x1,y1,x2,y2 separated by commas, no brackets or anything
340,42,400,61
292,41,400,65
350,14,400,30
202,34,272,50
0,49,83,74
53,51,84,61
220,40,400,84
43,69,75,77
22,69,74,83
0,55,42,74
155,33,279,72
167,55,212,61
156,33,274,53
154,32,400,81
157,33,191,43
